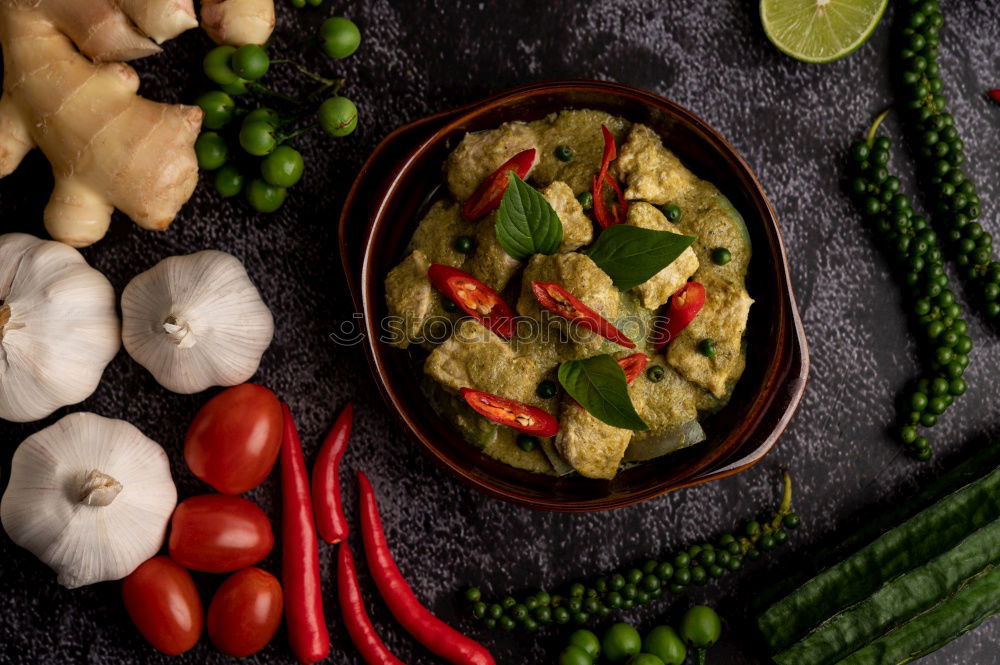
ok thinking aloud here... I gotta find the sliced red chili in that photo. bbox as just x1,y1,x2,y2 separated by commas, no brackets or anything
459,388,558,438
428,265,515,338
617,353,649,383
592,125,628,228
653,282,706,349
460,148,537,221
531,280,636,349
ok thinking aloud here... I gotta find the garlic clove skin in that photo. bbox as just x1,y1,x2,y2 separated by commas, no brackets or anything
0,233,121,422
121,250,274,394
1,412,177,589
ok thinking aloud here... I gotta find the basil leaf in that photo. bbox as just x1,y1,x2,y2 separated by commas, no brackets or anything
558,355,648,431
586,225,697,291
495,172,563,261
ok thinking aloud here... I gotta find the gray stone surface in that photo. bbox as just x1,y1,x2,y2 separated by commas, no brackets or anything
2,1,999,663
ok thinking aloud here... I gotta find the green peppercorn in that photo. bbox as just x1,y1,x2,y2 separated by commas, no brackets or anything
472,602,486,619
536,380,557,399
656,562,674,580
577,191,593,210
554,607,570,624
712,247,732,265
646,365,666,383
554,145,574,162
626,568,643,585
662,203,682,222
698,339,717,358
442,298,459,312
783,513,801,529
464,587,482,603
453,235,474,254
501,596,516,610
517,435,538,452
569,582,586,597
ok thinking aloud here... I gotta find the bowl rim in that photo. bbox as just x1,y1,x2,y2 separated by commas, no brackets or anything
348,79,809,511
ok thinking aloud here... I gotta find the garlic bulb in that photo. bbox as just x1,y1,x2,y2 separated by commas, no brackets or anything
121,250,274,394
0,233,121,422
1,412,177,588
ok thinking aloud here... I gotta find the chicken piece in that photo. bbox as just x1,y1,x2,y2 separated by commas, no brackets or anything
555,403,633,479
625,202,700,309
408,200,468,267
462,212,521,292
666,281,753,397
384,250,434,349
445,122,539,201
629,358,700,431
540,181,594,252
614,124,699,205
424,320,546,404
530,109,630,193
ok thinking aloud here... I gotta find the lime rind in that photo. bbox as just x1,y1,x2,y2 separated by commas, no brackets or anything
760,0,889,64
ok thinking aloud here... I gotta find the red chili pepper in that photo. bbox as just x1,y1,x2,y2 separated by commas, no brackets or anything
531,280,636,349
989,89,1000,104
357,472,496,665
311,402,352,545
279,403,329,665
338,544,407,665
592,125,628,227
460,148,537,221
428,264,516,338
617,353,649,383
653,282,706,349
459,387,559,437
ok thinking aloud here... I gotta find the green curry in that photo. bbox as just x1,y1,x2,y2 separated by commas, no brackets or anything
384,109,752,479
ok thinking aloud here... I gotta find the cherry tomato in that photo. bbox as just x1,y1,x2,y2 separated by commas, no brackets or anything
207,567,283,657
122,556,203,656
185,384,282,494
169,495,274,573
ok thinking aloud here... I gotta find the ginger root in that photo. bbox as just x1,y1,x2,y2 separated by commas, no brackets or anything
201,0,275,46
0,1,202,247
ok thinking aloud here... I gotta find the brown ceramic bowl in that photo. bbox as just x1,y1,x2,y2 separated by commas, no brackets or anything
341,80,808,511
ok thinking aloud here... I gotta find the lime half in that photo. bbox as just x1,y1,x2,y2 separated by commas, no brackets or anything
760,0,889,63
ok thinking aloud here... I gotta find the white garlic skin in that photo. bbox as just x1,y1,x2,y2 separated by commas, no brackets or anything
1,412,177,589
0,233,121,422
121,250,274,394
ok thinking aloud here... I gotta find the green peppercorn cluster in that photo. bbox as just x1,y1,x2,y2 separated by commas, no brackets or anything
894,0,1000,322
462,473,799,633
193,18,362,213
848,120,971,461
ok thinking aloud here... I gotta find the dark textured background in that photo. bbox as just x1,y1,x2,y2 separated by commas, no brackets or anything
2,1,1000,663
